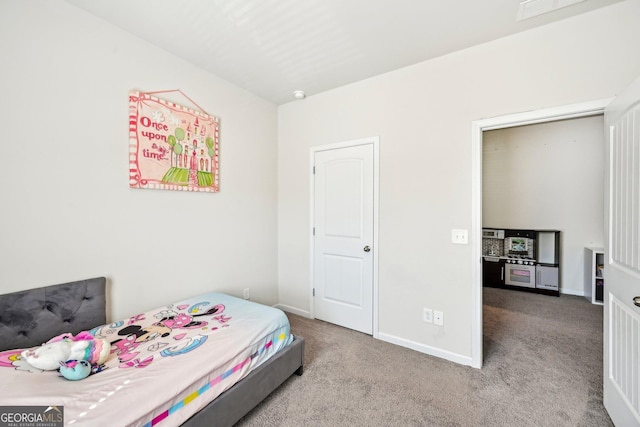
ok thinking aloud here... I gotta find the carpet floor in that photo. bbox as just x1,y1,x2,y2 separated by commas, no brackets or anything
236,287,611,426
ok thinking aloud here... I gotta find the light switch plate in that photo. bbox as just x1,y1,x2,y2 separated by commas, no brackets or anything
451,229,468,244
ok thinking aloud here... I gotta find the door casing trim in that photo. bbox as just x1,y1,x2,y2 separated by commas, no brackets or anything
470,98,612,368
309,136,380,338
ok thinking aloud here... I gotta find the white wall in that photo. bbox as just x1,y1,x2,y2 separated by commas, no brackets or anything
0,1,278,321
277,0,640,363
483,116,605,295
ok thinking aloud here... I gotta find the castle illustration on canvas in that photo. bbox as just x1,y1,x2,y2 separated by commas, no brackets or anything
129,90,220,193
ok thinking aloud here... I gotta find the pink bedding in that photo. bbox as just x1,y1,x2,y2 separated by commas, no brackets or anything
0,292,293,426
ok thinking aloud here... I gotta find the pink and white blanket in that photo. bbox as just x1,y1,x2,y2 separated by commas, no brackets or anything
0,292,293,426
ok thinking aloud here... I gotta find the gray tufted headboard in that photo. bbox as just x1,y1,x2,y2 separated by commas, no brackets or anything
0,277,106,352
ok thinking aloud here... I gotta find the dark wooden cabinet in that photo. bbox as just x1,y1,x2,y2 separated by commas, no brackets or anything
482,257,505,287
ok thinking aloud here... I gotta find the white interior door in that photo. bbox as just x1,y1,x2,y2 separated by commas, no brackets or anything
313,141,374,335
604,74,640,426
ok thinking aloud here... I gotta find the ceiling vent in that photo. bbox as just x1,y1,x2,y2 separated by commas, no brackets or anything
517,0,585,21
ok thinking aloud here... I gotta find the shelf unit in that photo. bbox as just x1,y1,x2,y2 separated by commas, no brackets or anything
585,247,604,305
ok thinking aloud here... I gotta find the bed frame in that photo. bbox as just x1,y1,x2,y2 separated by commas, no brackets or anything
0,277,304,427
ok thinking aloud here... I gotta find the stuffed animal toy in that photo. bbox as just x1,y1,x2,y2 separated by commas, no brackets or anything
59,359,92,381
21,337,110,371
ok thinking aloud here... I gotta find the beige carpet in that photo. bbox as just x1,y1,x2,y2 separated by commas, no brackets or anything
236,287,611,426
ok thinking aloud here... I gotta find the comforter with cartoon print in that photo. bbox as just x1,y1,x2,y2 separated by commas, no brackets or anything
0,292,293,426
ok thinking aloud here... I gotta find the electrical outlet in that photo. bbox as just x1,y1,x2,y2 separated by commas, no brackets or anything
243,288,250,300
434,310,444,326
451,229,468,244
423,308,433,323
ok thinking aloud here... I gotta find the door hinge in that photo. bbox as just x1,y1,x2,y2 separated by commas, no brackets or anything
313,166,315,174
313,227,315,236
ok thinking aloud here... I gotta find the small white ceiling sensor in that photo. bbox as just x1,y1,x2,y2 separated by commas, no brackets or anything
293,90,306,100
517,0,585,21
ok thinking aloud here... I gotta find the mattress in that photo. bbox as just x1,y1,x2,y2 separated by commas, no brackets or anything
0,292,293,427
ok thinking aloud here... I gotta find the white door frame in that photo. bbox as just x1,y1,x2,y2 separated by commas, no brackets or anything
310,136,380,338
470,98,612,369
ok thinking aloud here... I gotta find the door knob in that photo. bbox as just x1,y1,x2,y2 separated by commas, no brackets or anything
633,296,640,307
364,246,371,252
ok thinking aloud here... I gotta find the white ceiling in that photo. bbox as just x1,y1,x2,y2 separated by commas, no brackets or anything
65,0,622,105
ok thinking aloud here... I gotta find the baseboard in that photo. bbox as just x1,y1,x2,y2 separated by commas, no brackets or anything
377,332,475,368
274,304,311,318
560,288,584,297
276,306,476,367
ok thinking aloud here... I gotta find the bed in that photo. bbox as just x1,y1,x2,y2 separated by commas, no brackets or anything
0,277,304,426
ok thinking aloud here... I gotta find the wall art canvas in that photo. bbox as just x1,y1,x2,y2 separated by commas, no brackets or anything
129,90,219,192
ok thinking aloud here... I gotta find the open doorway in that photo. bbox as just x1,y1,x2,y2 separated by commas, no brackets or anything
470,98,612,368
482,115,604,294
